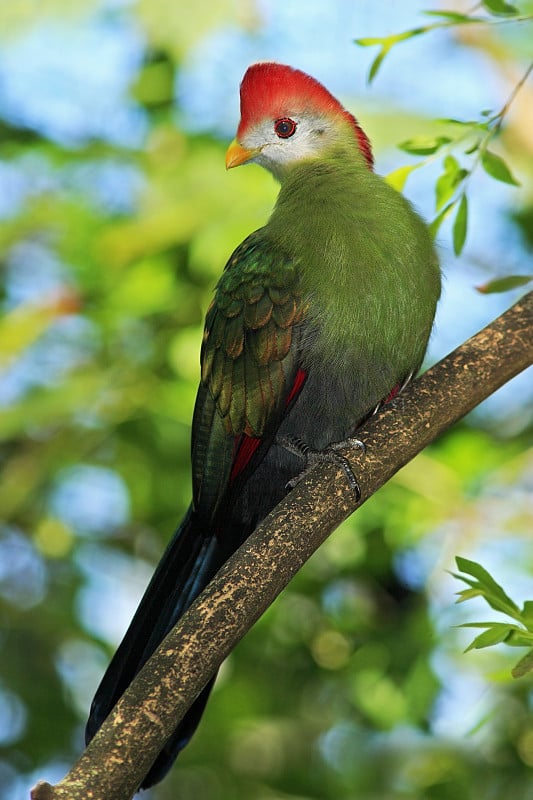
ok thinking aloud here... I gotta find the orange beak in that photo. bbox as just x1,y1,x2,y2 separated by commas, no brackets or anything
225,138,259,169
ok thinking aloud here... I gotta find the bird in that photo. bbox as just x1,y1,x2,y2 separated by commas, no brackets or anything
86,61,441,789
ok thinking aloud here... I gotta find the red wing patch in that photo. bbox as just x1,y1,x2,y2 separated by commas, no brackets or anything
229,368,307,484
230,434,262,483
285,367,307,407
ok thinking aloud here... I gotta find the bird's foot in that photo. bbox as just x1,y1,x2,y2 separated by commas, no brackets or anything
277,435,365,500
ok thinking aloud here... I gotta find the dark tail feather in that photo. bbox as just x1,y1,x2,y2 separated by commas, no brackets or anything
85,507,225,788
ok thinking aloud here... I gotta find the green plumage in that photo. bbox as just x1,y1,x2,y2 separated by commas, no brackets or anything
268,153,440,380
200,232,304,438
194,149,440,530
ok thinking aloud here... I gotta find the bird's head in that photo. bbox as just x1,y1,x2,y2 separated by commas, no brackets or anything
226,62,373,179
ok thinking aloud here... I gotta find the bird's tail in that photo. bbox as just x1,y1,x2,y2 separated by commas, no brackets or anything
85,507,226,788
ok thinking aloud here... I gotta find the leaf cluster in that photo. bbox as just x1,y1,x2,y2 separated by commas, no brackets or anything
392,119,522,257
453,556,533,678
355,3,530,86
357,4,533,290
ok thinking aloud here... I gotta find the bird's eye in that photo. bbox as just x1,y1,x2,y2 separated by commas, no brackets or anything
274,117,297,139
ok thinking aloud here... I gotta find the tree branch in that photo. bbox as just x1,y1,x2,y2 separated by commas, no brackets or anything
31,290,533,800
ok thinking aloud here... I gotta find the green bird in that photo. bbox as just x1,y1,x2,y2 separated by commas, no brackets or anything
86,61,441,788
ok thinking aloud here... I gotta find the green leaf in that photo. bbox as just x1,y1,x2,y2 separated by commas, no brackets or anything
444,153,460,172
354,36,388,46
429,200,457,239
476,274,533,294
482,0,519,16
435,155,469,210
368,47,388,83
481,149,520,185
455,556,520,616
455,557,510,601
458,621,506,628
464,141,480,155
437,117,489,129
463,623,514,652
450,571,476,589
355,28,430,83
354,36,390,83
385,163,420,191
512,649,533,679
459,622,533,647
522,601,533,631
453,194,468,255
456,587,483,603
423,10,477,22
507,629,533,648
399,135,452,156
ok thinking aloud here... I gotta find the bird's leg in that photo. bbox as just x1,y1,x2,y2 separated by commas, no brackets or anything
277,434,365,500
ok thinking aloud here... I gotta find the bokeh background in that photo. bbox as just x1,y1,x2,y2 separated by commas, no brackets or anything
1,2,532,798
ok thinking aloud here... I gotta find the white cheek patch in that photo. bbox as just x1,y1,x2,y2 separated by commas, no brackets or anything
241,114,341,174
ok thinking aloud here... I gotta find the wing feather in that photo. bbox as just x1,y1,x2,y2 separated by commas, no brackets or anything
191,228,306,520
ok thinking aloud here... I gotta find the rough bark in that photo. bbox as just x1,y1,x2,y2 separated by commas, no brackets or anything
31,290,533,800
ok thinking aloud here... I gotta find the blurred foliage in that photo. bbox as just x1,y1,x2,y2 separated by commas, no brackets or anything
0,3,532,800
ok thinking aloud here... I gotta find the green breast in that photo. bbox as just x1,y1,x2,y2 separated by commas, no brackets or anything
266,155,441,380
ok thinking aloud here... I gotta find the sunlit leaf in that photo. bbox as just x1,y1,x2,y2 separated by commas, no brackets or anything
385,163,420,191
442,154,460,172
435,156,469,210
399,135,452,155
453,194,468,255
481,149,521,185
476,274,533,294
482,0,519,16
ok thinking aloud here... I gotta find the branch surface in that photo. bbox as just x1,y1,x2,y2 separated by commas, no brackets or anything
31,291,533,800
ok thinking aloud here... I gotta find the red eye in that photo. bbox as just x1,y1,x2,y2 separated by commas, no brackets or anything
274,117,297,139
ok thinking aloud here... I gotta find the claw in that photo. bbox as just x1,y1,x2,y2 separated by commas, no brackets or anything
329,437,366,455
331,453,362,500
277,434,364,500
